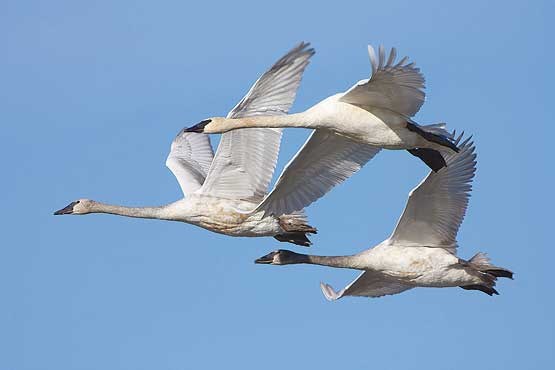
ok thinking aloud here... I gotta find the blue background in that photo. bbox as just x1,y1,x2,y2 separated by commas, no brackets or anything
4,1,553,369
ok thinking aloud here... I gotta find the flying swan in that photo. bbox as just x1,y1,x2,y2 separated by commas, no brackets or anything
185,45,459,218
54,43,317,246
255,134,513,299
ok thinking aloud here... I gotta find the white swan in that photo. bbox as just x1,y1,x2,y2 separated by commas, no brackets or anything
186,45,458,218
54,43,317,246
255,134,513,299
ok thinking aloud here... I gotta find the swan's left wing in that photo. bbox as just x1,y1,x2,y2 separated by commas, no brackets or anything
200,42,315,202
227,42,315,119
388,134,476,250
165,130,214,195
320,271,413,300
340,45,425,117
254,130,381,217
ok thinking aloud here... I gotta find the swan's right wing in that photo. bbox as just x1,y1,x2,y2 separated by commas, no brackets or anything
165,130,214,196
254,130,381,217
320,271,413,300
388,134,476,250
200,43,315,203
339,45,426,117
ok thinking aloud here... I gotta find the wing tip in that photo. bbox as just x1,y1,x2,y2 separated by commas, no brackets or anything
320,282,341,301
289,41,316,60
444,131,477,168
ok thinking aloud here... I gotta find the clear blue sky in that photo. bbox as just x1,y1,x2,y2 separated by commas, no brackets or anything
4,1,553,369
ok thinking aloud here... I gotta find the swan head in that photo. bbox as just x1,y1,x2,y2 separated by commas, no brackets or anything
255,249,304,265
53,199,93,215
184,117,231,134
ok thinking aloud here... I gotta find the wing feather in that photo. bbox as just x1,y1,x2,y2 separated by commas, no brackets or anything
321,271,413,300
200,43,315,202
165,130,214,195
255,130,380,216
340,45,426,117
388,133,477,250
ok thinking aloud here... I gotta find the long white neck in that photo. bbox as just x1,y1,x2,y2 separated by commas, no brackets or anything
220,112,318,132
285,252,366,269
87,200,181,221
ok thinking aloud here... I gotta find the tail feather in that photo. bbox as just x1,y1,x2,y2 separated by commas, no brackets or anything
278,211,317,234
468,252,492,266
460,252,513,295
276,211,317,247
469,252,514,279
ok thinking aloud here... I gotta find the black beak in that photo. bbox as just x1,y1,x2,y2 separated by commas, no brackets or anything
184,119,211,133
254,251,278,264
53,201,79,215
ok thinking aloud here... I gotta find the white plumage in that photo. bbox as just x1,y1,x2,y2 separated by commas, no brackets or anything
165,131,214,195
55,43,317,246
191,44,458,218
256,134,513,299
340,45,425,117
200,42,314,202
254,130,381,217
388,133,476,251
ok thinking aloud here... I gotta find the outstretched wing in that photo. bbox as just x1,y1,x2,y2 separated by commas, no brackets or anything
200,42,315,202
165,130,214,196
321,271,413,300
254,130,380,217
227,42,315,119
340,45,426,117
388,134,477,250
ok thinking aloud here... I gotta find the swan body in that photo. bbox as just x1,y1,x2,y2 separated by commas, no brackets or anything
57,196,308,238
187,45,458,218
256,134,513,299
160,196,308,237
54,43,317,246
351,243,475,287
291,94,430,148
